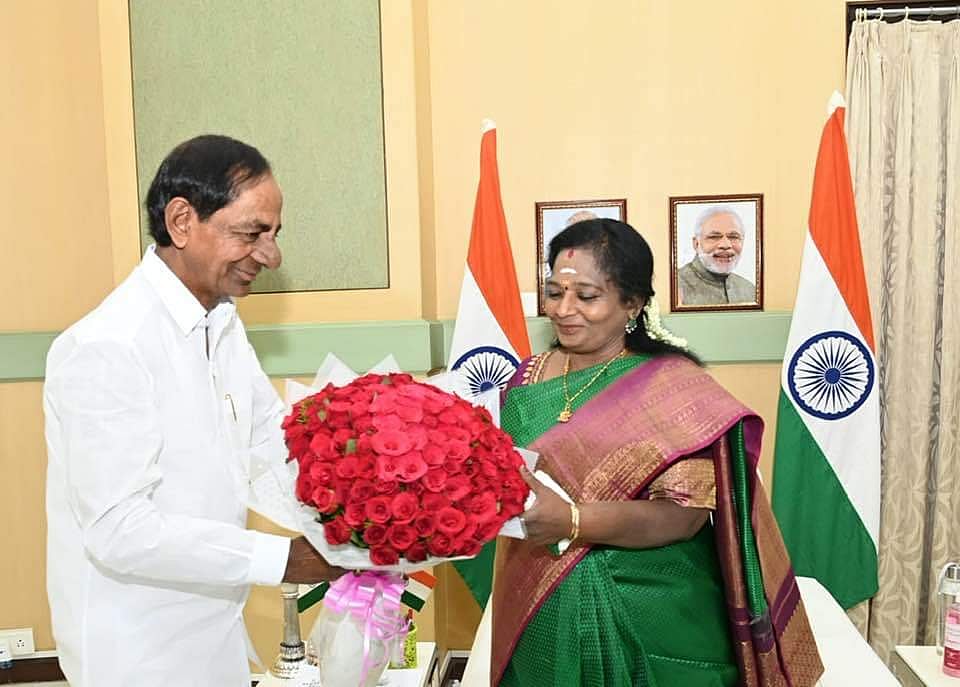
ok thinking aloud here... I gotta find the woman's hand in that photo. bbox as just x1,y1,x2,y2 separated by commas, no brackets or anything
519,467,574,547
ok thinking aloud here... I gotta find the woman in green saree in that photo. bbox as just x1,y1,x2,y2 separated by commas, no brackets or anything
491,219,822,687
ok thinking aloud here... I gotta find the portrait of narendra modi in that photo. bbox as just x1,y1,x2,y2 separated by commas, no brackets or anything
669,194,763,312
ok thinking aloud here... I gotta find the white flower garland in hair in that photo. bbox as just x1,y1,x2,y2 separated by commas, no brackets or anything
642,298,688,349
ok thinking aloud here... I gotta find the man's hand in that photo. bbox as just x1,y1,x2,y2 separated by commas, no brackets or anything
282,536,348,584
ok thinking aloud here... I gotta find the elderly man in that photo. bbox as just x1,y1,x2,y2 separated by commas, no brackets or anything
44,135,343,687
678,206,755,305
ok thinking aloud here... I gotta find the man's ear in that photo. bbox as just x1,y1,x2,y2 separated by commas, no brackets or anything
164,197,194,249
691,234,700,252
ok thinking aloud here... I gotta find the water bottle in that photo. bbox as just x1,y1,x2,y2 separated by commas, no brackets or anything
937,563,960,653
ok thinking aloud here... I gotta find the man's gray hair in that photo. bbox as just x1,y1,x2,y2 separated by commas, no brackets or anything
693,205,744,238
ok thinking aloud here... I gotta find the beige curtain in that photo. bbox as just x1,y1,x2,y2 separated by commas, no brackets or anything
846,17,960,662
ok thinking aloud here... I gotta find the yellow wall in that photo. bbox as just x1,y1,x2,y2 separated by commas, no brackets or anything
2,0,848,663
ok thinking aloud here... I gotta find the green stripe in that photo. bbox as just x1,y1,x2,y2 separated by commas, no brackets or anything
400,590,425,611
0,311,792,382
297,582,329,613
772,389,878,608
453,540,496,608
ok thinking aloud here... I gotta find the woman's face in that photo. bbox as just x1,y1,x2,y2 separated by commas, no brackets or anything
544,247,639,355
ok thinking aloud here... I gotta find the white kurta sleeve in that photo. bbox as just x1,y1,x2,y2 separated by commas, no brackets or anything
46,339,290,587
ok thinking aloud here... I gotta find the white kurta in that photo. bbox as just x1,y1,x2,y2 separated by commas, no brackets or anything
44,247,291,687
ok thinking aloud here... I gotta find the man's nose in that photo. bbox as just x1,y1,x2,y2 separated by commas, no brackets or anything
253,234,282,269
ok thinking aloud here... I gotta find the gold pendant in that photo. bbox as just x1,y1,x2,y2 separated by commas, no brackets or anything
558,408,572,423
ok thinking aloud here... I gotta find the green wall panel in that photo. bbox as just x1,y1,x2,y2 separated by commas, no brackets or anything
0,312,792,382
128,0,388,292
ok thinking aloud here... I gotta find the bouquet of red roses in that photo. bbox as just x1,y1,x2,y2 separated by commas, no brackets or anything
282,371,530,570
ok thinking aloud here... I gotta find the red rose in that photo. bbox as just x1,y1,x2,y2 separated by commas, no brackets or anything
372,414,405,432
422,468,448,492
436,506,467,535
427,533,453,557
349,479,376,503
363,524,388,547
443,426,472,444
350,400,370,415
412,513,436,537
446,441,471,462
332,428,354,447
335,455,359,479
396,404,423,423
397,383,428,400
309,461,334,486
344,502,367,528
374,479,399,495
397,452,429,483
421,492,450,512
365,495,393,524
371,429,413,457
370,546,400,566
475,516,506,542
326,411,350,430
309,432,335,457
443,474,473,502
404,541,428,563
391,491,419,523
387,523,417,551
466,492,498,523
421,414,439,428
406,425,429,450
356,455,376,480
376,455,399,481
423,445,446,466
328,400,353,413
456,538,484,557
480,459,499,478
296,476,314,502
323,516,352,545
311,487,337,514
442,457,462,475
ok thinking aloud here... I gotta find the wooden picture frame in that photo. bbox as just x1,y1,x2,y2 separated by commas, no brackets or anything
535,199,627,315
669,194,763,312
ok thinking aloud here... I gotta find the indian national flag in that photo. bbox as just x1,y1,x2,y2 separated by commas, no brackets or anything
772,92,880,609
448,120,531,607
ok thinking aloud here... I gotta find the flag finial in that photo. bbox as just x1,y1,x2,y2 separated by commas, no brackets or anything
481,119,496,133
827,91,846,116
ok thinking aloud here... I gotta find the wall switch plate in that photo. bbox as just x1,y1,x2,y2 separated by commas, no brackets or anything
0,628,35,656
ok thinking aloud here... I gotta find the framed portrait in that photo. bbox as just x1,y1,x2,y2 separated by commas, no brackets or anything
669,194,763,312
535,198,627,315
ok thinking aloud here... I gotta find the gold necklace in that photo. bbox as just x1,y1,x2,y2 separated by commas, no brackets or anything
558,349,626,422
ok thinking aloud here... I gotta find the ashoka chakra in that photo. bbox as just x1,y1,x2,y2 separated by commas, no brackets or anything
787,330,874,421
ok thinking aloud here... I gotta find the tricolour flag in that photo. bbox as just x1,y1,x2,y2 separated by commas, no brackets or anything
772,92,880,609
448,120,531,607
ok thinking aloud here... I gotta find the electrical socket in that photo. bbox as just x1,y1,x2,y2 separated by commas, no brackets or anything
0,628,34,656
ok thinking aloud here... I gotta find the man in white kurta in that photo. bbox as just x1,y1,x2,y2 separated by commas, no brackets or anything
44,135,341,686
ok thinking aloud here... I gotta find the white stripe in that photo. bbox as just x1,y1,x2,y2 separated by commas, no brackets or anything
782,233,880,546
447,267,520,367
406,579,433,601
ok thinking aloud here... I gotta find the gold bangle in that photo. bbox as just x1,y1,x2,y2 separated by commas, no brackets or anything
569,503,580,541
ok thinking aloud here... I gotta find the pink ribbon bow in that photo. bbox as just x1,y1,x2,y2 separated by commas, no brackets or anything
324,571,410,685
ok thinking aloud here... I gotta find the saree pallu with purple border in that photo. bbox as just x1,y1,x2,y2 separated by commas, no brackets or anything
491,355,823,686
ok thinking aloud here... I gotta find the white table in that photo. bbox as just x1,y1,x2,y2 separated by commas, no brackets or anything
891,645,960,686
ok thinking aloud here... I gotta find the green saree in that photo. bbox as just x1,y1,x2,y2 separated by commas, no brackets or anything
498,355,737,687
491,353,823,687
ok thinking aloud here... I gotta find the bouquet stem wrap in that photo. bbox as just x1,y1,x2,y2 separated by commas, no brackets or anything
312,571,410,687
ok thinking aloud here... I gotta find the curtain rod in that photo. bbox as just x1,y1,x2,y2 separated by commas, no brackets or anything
860,5,960,19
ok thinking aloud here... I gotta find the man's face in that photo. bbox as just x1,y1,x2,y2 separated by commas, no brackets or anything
693,211,743,275
182,174,283,309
